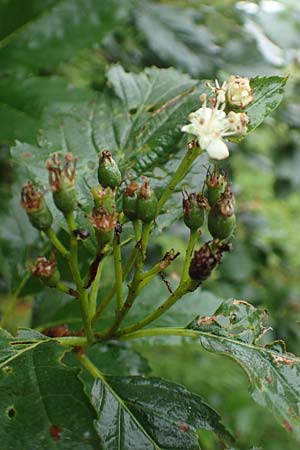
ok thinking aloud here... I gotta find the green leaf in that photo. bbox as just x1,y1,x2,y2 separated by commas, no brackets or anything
0,330,100,449
134,2,219,76
90,371,232,449
0,0,57,41
246,76,287,132
0,0,122,75
0,76,95,145
188,298,300,441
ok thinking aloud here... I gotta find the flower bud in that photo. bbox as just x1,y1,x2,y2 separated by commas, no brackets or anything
182,192,208,231
122,181,139,221
227,75,254,109
208,186,236,240
91,185,116,213
205,168,227,207
32,256,60,287
21,182,53,231
189,241,231,281
91,206,118,249
98,150,121,189
47,153,77,214
136,177,158,223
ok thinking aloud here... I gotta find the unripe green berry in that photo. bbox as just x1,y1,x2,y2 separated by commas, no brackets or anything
53,176,77,214
21,182,53,231
183,192,208,231
91,185,116,213
98,150,121,189
136,178,158,223
205,168,227,207
91,206,118,249
47,153,77,215
208,186,236,240
122,181,139,221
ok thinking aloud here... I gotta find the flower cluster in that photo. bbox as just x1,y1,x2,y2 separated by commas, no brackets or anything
181,75,253,160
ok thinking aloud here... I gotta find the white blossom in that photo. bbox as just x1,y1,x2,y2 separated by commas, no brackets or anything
181,90,250,160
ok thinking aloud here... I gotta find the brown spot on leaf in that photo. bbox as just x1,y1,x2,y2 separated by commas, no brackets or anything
272,354,295,366
22,152,32,158
178,423,190,432
197,316,217,326
265,376,272,384
50,425,62,441
282,420,293,433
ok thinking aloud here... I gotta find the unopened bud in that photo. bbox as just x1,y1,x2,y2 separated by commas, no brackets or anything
46,153,77,214
227,75,253,109
21,182,53,231
136,177,158,223
182,192,208,231
208,185,236,240
98,150,121,189
32,256,60,287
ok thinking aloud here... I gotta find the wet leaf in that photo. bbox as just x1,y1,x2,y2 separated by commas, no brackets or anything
188,298,300,441
91,373,233,449
0,329,99,449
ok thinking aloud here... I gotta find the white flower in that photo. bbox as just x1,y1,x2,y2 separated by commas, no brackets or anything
181,92,250,160
227,75,253,108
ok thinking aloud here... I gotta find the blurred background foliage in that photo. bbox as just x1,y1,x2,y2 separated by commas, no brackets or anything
0,0,300,448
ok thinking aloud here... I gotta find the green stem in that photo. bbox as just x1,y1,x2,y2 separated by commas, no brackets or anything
118,327,200,341
157,146,202,212
116,279,197,337
65,212,93,343
91,245,138,326
56,282,78,297
89,256,105,318
100,222,152,337
113,234,123,312
55,336,88,347
180,230,199,283
133,219,141,242
78,352,106,382
45,228,69,257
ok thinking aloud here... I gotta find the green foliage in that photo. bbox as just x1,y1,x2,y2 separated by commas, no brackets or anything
0,0,298,448
188,298,300,440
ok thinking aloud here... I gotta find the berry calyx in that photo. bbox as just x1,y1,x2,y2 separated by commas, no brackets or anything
21,182,53,231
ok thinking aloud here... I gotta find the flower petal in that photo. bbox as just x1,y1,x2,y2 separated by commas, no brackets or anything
181,124,199,136
206,139,229,160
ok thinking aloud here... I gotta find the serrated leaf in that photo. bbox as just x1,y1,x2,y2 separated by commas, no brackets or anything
187,298,300,440
0,0,122,75
0,76,95,145
10,67,285,230
246,76,287,131
134,2,219,76
90,372,232,450
0,330,100,449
